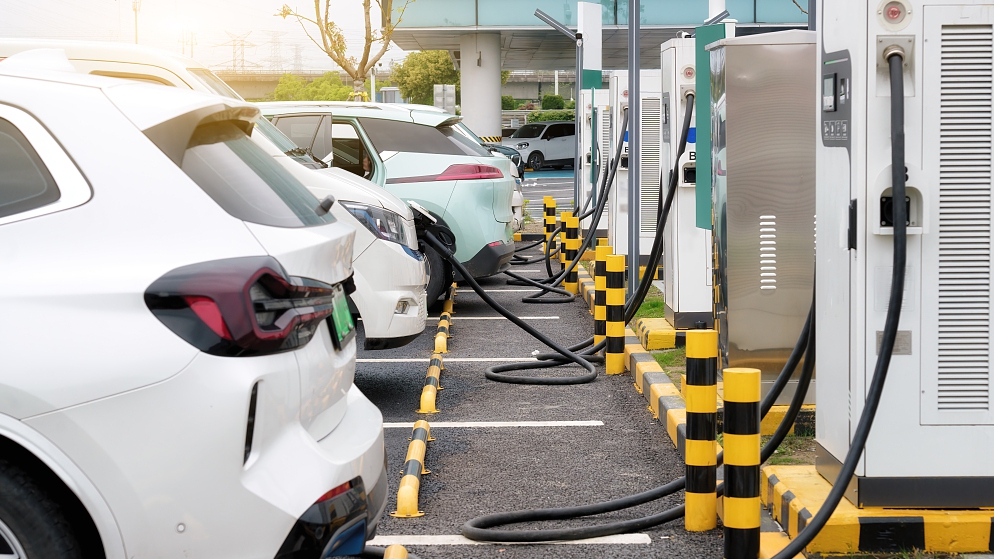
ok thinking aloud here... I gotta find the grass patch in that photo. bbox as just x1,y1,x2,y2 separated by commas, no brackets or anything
522,199,533,225
653,347,686,369
762,434,816,466
631,285,666,321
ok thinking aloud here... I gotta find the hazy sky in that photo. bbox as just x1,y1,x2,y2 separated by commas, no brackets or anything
0,0,410,72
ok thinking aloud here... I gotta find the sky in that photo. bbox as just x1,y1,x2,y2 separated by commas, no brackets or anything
0,0,410,73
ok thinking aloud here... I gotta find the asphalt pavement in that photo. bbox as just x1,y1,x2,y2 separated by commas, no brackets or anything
354,170,721,559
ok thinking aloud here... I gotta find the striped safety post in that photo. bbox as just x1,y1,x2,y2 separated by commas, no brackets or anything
594,245,614,346
564,215,580,293
390,420,433,518
383,545,409,559
723,368,761,559
416,354,445,414
543,196,557,256
684,329,719,531
558,211,573,266
434,314,450,354
605,254,626,375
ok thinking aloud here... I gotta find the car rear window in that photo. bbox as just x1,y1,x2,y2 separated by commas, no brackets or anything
181,121,334,228
0,118,60,219
358,117,491,157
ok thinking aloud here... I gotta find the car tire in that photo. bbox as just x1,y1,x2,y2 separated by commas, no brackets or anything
0,460,83,559
422,243,451,307
527,152,544,171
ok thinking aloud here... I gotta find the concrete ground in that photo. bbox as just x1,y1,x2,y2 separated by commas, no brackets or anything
353,170,722,558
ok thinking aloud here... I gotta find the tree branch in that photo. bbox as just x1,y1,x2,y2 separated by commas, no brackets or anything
792,0,808,14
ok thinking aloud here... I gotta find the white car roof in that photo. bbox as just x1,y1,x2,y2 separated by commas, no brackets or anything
0,38,201,75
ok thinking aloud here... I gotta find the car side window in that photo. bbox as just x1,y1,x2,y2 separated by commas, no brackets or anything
0,118,60,220
330,121,370,178
273,115,322,155
552,123,574,138
540,125,555,140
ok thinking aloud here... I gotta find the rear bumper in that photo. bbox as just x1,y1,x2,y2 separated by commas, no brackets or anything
274,463,389,558
458,240,514,278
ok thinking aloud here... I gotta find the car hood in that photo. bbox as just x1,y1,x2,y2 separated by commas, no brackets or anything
316,167,414,220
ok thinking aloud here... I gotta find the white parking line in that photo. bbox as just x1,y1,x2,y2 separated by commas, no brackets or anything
384,420,605,428
456,288,546,293
367,534,652,546
427,316,559,320
357,357,537,363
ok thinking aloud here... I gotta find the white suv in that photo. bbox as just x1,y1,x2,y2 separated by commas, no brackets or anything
0,39,428,349
0,66,386,557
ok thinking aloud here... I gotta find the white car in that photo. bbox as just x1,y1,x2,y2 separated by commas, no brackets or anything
0,64,386,558
503,121,576,171
0,39,428,349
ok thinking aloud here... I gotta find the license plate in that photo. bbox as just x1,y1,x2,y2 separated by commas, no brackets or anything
329,285,356,350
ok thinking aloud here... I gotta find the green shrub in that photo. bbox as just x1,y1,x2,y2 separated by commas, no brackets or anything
501,95,516,110
565,99,576,110
541,94,565,109
527,109,575,123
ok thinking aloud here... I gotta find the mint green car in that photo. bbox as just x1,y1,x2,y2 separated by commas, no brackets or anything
259,102,515,303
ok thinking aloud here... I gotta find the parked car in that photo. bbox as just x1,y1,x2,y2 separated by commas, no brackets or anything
0,61,386,558
0,39,430,341
391,104,525,231
503,121,576,171
259,102,517,294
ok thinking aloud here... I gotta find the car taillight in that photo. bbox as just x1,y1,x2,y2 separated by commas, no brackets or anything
436,164,504,181
145,256,353,357
315,479,354,504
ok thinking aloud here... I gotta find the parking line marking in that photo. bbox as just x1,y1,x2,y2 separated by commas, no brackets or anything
456,289,547,293
426,316,559,320
357,357,537,363
384,420,605,428
367,534,652,546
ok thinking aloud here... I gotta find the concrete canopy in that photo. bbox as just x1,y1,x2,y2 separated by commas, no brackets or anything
391,24,804,71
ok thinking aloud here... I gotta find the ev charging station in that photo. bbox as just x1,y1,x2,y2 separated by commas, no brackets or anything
607,69,662,259
660,37,712,329
708,31,817,405
816,0,994,507
578,88,610,236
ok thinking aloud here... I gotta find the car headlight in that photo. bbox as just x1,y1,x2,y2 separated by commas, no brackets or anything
516,142,529,149
340,202,417,250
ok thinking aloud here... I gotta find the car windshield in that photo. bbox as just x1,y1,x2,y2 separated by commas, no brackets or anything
180,120,334,228
188,68,242,100
511,124,545,139
455,122,483,143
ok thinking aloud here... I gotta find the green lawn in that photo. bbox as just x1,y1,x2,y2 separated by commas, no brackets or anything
631,285,666,321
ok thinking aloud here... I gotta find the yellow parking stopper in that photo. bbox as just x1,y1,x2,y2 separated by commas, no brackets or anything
383,545,409,559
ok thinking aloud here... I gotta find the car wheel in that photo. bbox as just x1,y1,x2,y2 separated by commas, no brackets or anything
422,243,451,307
527,152,544,171
0,461,83,559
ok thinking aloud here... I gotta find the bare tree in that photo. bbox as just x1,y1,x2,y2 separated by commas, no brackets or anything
277,0,414,99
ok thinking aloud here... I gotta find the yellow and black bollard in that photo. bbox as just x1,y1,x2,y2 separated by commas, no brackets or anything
564,215,580,294
383,545,409,559
558,211,572,266
593,245,613,345
543,196,557,256
605,254,626,375
416,354,445,414
391,420,433,518
684,329,719,531
722,368,761,559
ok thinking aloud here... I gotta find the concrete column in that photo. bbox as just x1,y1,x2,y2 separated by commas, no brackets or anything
459,33,502,138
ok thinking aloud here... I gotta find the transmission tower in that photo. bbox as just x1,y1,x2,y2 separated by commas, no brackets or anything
217,31,258,72
292,44,304,73
263,31,287,73
179,31,198,58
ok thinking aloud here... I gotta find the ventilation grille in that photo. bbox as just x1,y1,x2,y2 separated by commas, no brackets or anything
937,24,993,411
640,98,663,235
759,215,777,291
600,110,612,171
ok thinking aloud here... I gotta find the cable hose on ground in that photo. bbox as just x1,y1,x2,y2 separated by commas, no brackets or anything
484,95,695,383
771,51,908,559
503,111,631,294
461,301,816,542
423,231,598,385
